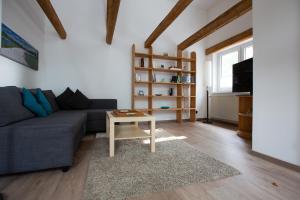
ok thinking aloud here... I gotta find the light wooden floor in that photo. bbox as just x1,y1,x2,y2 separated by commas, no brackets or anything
1,122,300,200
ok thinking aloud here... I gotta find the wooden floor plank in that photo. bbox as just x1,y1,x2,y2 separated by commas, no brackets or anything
1,122,300,200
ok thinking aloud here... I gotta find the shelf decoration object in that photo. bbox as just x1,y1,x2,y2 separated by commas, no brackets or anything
140,58,144,67
138,90,144,96
131,44,197,122
169,88,174,96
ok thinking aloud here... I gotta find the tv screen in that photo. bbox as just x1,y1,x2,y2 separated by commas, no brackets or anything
232,58,253,93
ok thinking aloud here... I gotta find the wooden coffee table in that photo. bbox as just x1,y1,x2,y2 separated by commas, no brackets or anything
106,111,156,157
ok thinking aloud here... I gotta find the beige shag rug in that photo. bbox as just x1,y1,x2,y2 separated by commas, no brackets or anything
84,129,240,200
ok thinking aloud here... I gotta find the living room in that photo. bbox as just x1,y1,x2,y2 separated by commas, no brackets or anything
0,0,299,200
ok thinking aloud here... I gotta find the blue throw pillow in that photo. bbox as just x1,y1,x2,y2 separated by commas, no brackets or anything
22,88,48,117
36,89,53,114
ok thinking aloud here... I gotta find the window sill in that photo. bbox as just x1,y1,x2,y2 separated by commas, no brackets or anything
210,92,250,97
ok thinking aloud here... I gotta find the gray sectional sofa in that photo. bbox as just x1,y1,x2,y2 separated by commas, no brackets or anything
0,86,117,175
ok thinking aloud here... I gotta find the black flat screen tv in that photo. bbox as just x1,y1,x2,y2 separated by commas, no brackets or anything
232,58,253,94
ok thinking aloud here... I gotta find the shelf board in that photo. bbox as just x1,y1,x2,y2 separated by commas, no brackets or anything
182,83,196,86
148,68,196,74
153,95,182,98
115,125,151,140
153,68,181,73
153,54,178,61
239,113,253,117
153,108,181,111
182,57,196,62
136,108,180,112
153,82,181,85
186,96,196,98
134,52,193,62
135,81,195,86
134,95,183,99
135,81,180,85
135,52,150,58
134,67,195,75
182,108,196,110
136,108,195,111
135,81,151,84
134,96,148,98
134,67,150,71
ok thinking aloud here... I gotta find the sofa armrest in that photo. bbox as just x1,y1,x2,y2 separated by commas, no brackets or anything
88,99,117,110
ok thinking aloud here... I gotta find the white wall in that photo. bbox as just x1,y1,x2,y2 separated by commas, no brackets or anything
0,0,208,121
210,95,239,123
205,0,252,123
252,0,300,165
40,0,208,120
0,0,46,88
206,0,252,47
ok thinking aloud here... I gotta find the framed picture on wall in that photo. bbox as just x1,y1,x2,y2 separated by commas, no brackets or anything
0,23,39,70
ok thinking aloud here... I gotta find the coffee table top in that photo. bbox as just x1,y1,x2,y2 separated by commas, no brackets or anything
106,111,155,123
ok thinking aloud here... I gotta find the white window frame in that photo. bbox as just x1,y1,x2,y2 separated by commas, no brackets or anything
213,40,253,94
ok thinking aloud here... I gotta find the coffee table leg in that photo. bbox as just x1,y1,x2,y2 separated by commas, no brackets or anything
150,120,155,152
109,120,115,157
106,115,109,137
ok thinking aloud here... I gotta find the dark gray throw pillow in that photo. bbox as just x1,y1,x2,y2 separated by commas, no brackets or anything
56,87,74,110
69,90,90,109
0,86,34,126
43,90,60,112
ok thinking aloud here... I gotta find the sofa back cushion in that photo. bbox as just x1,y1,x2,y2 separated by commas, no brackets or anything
69,89,90,109
56,87,74,110
36,89,53,114
43,90,60,112
22,88,48,117
0,86,34,126
88,99,117,109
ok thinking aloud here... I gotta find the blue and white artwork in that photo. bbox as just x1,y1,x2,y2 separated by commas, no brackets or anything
1,23,39,70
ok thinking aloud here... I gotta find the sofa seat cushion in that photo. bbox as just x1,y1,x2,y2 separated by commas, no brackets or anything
0,111,87,174
0,86,34,127
11,111,87,130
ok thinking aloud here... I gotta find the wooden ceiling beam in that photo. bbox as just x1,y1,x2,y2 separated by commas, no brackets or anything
106,0,121,45
178,0,252,50
144,0,193,48
36,0,67,39
205,28,253,55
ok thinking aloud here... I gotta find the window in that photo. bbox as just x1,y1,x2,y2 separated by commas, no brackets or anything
214,40,253,93
218,48,239,91
244,45,253,60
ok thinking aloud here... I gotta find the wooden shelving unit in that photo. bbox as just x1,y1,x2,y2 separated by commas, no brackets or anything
131,44,197,122
237,96,253,139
